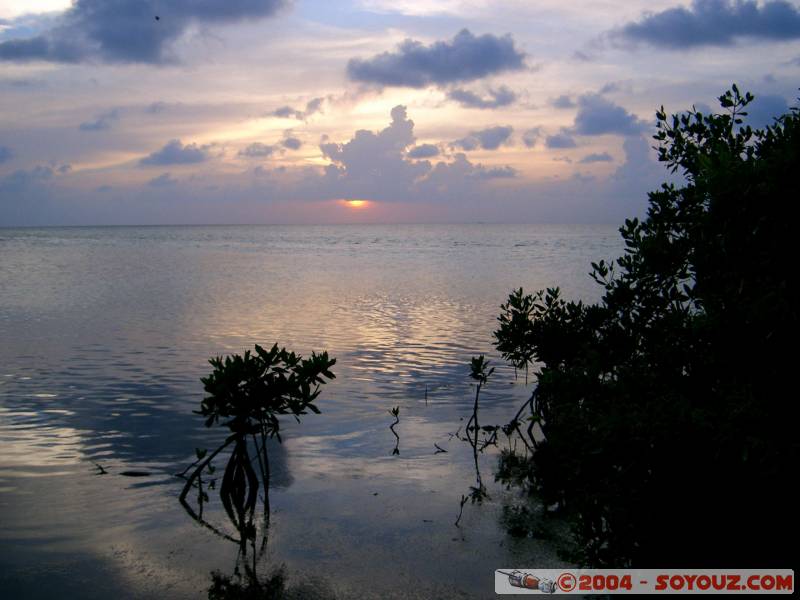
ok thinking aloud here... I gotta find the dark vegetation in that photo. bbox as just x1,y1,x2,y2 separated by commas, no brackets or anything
492,87,797,566
177,343,335,596
454,355,498,526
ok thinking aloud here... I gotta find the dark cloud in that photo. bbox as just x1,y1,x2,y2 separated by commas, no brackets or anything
0,164,64,193
282,136,302,150
407,144,439,159
148,172,178,187
616,0,800,49
477,166,517,179
417,154,518,198
572,94,646,136
453,125,513,151
272,97,325,120
346,29,526,88
447,86,517,109
315,105,518,203
545,131,577,148
239,142,277,158
580,152,614,163
320,105,426,189
273,106,299,118
304,97,325,115
140,139,209,166
0,146,12,164
598,81,623,95
522,127,541,148
0,0,289,64
552,95,575,109
146,101,168,114
744,93,790,128
78,109,120,131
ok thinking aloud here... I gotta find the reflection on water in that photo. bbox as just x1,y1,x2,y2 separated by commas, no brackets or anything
388,406,400,456
0,224,621,598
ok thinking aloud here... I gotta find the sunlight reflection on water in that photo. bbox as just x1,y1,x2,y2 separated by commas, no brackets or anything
0,224,622,598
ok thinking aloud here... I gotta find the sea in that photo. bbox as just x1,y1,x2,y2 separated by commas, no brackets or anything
0,224,623,599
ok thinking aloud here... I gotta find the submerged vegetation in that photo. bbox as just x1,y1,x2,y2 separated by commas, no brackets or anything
492,87,797,566
178,343,335,592
454,356,496,526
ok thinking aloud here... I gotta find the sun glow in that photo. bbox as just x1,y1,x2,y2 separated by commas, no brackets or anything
339,199,371,209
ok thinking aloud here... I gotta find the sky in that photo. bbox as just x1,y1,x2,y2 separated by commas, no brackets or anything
0,0,798,225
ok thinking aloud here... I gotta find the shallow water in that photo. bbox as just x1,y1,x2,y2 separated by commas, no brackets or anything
0,224,622,598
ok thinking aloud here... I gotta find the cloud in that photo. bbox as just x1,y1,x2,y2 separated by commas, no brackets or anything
447,86,517,109
2,100,667,226
744,93,789,128
272,97,325,120
407,143,439,158
78,109,120,131
477,165,517,179
580,152,614,163
146,101,168,114
272,106,300,118
552,95,575,109
148,172,178,187
0,164,66,193
522,127,541,148
140,139,209,166
239,142,277,158
615,0,800,49
0,0,289,64
346,29,526,88
0,145,12,164
315,105,518,203
572,94,646,136
282,136,302,150
320,105,425,189
598,81,625,95
545,131,577,148
453,125,513,150
415,153,518,198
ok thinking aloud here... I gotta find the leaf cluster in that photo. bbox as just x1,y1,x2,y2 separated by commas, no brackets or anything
493,288,536,379
469,354,494,385
199,343,336,440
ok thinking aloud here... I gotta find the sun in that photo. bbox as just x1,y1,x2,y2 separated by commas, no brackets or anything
339,199,371,209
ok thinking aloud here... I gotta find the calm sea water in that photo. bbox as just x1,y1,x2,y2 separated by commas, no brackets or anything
0,224,622,599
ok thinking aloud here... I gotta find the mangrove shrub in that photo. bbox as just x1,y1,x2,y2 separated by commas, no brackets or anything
496,87,797,566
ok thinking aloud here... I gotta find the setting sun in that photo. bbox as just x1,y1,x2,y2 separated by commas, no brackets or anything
339,199,371,209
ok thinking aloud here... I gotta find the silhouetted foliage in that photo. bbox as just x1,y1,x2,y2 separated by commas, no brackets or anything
466,354,493,436
455,356,494,526
494,288,536,383
198,344,336,440
179,344,335,554
495,87,798,566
